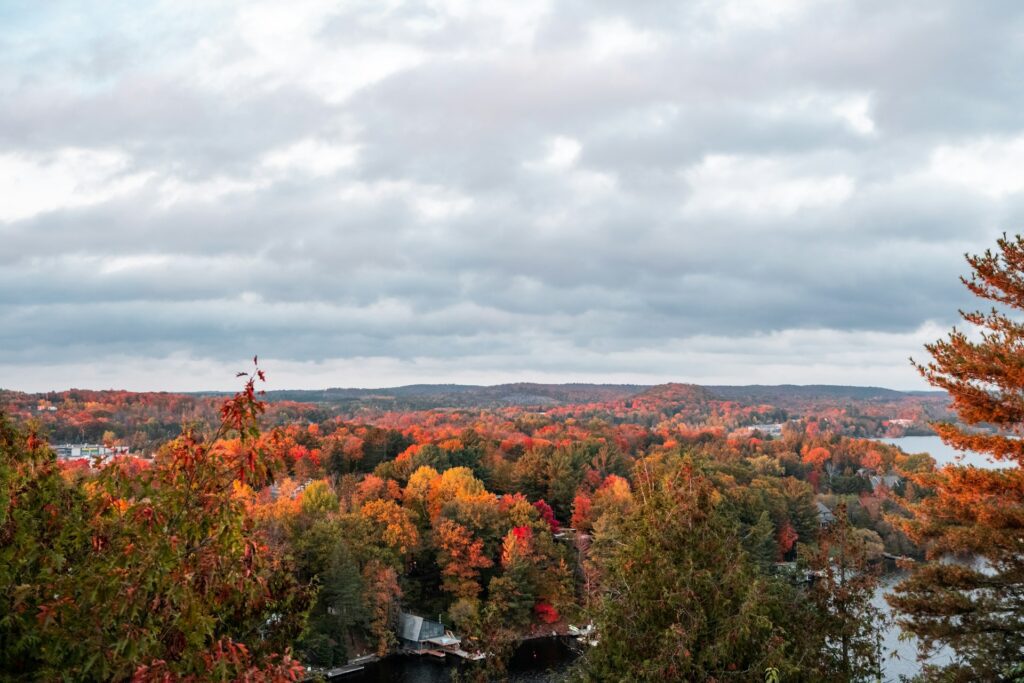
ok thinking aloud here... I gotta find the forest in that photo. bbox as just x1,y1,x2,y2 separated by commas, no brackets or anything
0,381,951,455
4,236,1024,682
0,371,974,681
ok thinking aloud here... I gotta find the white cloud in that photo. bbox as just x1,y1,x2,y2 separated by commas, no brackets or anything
584,18,662,60
156,175,268,208
0,149,150,223
188,1,426,103
526,136,582,172
831,94,876,136
927,135,1024,198
261,138,358,177
682,154,855,216
99,254,173,275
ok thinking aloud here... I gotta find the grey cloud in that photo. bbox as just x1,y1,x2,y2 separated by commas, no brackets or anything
0,0,1019,389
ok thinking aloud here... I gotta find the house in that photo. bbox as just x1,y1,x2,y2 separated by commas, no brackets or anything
397,612,461,653
816,501,836,527
869,473,903,492
743,423,784,437
51,444,128,461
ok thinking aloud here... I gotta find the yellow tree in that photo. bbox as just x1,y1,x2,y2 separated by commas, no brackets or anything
360,499,420,558
435,518,492,599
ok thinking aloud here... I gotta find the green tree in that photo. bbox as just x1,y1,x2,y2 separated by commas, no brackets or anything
744,510,779,567
577,458,800,682
802,503,885,682
292,518,367,667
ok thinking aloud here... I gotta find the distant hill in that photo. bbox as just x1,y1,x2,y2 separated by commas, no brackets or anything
1,381,952,452
195,382,946,413
238,383,941,407
629,383,717,405
196,383,650,410
705,385,941,402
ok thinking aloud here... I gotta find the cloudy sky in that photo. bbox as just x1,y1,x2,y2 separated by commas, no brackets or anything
1,0,1021,392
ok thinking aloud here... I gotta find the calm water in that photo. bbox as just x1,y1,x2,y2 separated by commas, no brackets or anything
874,572,953,681
345,638,578,682
878,434,1002,469
874,435,982,680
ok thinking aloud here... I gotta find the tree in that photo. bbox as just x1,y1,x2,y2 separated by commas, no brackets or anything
435,519,492,599
362,560,402,657
296,533,365,667
0,363,309,681
891,233,1024,679
360,499,420,559
744,510,779,567
803,503,884,682
577,458,801,681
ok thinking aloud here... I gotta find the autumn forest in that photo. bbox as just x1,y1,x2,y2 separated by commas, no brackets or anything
6,233,1024,682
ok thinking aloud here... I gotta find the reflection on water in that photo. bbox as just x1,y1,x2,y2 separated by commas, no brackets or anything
344,637,578,683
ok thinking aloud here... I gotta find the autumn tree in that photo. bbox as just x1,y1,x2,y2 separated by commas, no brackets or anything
435,518,492,599
890,234,1024,679
0,363,309,681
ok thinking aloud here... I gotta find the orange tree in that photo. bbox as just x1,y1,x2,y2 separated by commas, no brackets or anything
1,362,310,681
890,234,1024,679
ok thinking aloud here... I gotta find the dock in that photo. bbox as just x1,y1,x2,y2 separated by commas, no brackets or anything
304,654,379,680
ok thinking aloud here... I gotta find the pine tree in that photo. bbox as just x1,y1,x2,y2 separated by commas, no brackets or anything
803,503,885,682
576,458,801,682
890,233,1024,679
744,510,780,567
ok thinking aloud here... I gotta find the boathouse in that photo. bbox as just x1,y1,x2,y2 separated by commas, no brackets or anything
397,612,461,653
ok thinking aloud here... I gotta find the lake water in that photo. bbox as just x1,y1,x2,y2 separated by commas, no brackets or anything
873,435,987,680
874,572,954,681
878,434,1004,469
344,637,578,682
352,617,937,683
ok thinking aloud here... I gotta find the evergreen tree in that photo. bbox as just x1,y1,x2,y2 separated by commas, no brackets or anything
890,233,1024,679
803,503,885,682
576,458,805,682
744,510,780,566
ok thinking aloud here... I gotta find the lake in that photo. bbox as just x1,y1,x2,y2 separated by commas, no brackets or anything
873,435,991,680
343,637,578,682
874,572,953,681
878,434,1003,469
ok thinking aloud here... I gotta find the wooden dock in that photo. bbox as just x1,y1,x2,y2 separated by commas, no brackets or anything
304,654,380,680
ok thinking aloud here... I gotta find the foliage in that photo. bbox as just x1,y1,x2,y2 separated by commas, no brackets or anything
577,457,807,682
802,503,885,681
892,234,1024,679
0,363,309,681
0,352,956,679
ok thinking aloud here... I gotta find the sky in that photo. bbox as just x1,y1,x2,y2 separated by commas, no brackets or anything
1,0,1022,392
